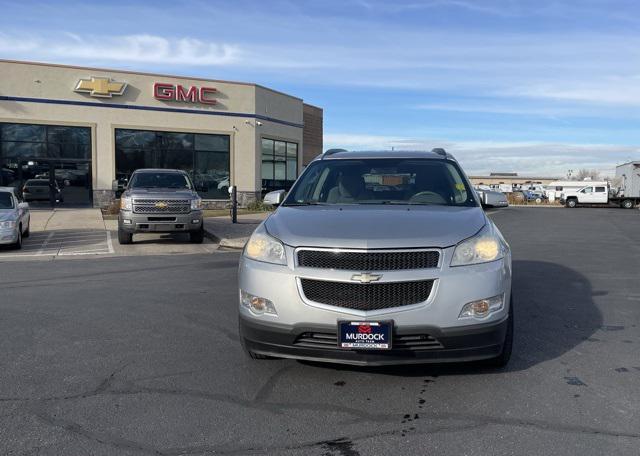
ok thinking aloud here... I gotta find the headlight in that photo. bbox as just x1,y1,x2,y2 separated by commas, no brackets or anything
0,221,16,229
120,196,132,211
191,198,203,210
451,223,507,267
244,224,286,265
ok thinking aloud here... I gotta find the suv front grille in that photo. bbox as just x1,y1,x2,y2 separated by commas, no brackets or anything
133,199,190,214
300,278,434,311
294,332,443,350
297,249,439,271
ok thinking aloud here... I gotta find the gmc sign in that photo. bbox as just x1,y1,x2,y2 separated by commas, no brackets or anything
153,82,217,105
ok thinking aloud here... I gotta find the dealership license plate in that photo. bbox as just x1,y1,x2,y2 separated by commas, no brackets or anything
338,321,392,350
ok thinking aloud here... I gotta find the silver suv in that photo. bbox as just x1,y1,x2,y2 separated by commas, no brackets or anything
117,169,204,244
239,149,512,367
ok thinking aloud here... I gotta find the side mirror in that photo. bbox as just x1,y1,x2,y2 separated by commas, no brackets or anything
263,190,286,206
18,202,29,209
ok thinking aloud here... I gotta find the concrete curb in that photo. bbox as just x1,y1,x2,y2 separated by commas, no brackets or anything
508,205,564,208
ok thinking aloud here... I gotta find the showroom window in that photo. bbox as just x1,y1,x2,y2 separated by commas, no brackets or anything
115,129,230,199
0,123,92,192
0,123,91,161
261,138,298,194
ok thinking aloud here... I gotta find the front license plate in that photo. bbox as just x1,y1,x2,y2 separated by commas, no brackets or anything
338,321,392,350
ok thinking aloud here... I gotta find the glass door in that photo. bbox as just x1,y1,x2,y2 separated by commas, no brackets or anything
51,160,92,207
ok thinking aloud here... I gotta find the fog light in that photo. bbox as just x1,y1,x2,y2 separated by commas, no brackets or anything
192,219,200,224
240,290,277,315
459,294,504,319
123,219,132,225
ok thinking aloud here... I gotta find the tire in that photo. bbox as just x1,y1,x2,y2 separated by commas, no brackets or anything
566,198,577,208
23,223,30,238
13,227,22,250
621,199,634,209
190,225,205,244
483,296,514,368
118,227,133,245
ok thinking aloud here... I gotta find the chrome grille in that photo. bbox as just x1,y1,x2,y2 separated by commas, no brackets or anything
300,279,434,311
133,199,190,214
294,332,443,350
297,249,439,271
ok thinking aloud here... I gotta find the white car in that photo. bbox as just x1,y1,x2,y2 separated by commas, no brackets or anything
0,187,31,249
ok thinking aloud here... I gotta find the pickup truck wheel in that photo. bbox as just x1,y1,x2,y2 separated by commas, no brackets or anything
621,199,634,209
483,296,513,369
566,199,577,208
190,225,205,244
118,228,133,244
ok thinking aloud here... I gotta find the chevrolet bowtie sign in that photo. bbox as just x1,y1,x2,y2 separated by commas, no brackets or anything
74,77,127,98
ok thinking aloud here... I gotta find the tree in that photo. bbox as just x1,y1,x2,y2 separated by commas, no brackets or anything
572,169,601,181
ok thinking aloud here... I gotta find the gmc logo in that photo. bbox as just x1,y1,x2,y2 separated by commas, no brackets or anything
153,82,217,105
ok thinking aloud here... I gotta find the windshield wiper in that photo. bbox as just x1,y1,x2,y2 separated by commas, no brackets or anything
357,201,448,206
282,201,327,206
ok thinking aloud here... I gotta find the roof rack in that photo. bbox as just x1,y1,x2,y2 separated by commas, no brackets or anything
431,148,447,157
322,148,348,159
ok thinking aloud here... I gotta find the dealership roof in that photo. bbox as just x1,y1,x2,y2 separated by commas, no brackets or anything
0,59,303,102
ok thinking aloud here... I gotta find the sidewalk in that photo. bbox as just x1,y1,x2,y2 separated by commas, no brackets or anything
29,208,107,232
203,213,269,249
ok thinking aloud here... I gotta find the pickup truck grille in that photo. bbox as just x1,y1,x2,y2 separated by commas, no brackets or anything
133,199,190,214
300,278,434,311
297,249,439,271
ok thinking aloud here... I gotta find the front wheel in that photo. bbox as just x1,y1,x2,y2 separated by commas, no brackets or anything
13,228,22,250
483,297,513,368
621,199,634,209
118,227,133,244
566,199,577,208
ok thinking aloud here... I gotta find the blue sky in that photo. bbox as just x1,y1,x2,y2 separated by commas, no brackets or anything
1,0,640,176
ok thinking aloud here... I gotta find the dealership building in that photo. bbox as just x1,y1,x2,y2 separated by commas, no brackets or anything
0,60,323,207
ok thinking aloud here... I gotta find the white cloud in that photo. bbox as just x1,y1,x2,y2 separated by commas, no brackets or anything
0,33,240,66
323,133,640,176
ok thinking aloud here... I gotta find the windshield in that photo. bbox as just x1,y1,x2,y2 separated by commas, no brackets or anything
0,192,15,209
129,172,192,190
284,158,477,207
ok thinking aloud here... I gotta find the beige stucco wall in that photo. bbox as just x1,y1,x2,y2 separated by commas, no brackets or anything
0,60,306,202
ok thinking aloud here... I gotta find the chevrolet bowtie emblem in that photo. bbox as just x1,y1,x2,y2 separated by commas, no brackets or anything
351,272,382,284
74,77,127,98
155,202,168,209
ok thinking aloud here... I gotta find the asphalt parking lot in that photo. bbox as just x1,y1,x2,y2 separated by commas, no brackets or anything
1,207,639,455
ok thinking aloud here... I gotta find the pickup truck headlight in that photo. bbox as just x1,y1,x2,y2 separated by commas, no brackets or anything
244,224,286,265
191,198,203,210
0,221,16,229
451,223,507,267
120,196,132,211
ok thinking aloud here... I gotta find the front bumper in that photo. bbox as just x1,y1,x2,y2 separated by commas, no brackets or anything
240,315,508,365
119,210,203,233
0,229,18,245
238,245,512,365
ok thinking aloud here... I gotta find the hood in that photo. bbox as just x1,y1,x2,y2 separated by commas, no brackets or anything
265,205,486,249
126,188,196,199
0,209,17,221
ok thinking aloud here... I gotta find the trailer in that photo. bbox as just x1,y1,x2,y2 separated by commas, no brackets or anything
562,162,640,209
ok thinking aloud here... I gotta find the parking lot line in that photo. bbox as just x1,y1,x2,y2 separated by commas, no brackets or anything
1,230,114,258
